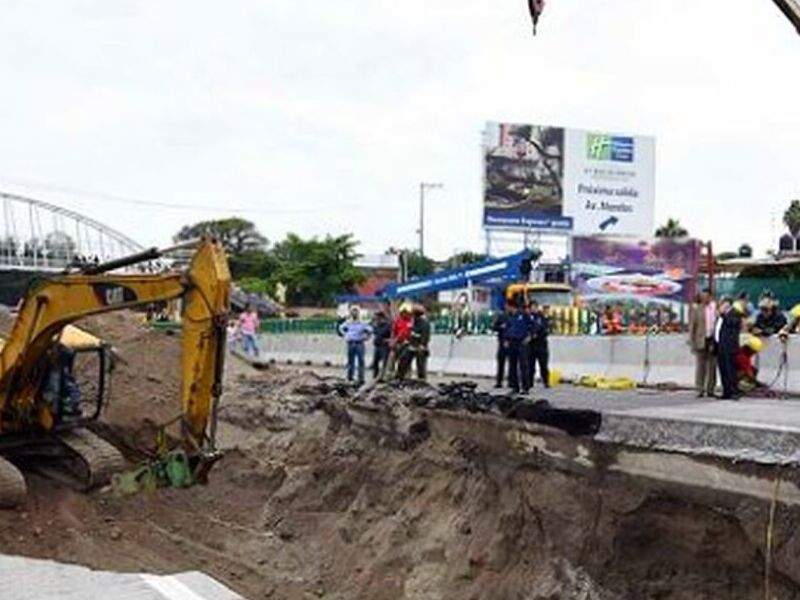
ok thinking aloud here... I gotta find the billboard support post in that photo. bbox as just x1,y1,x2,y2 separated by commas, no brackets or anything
418,182,443,256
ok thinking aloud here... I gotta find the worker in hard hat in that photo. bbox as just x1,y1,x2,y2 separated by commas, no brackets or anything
735,334,764,394
390,303,415,379
403,305,431,381
779,303,800,339
752,296,786,337
736,291,754,320
715,297,744,399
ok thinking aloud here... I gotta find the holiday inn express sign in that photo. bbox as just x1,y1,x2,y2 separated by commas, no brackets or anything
483,122,655,236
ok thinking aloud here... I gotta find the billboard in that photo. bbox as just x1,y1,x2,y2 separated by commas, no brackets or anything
571,236,700,308
483,122,655,236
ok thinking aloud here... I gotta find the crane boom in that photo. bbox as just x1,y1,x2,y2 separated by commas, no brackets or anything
380,250,531,300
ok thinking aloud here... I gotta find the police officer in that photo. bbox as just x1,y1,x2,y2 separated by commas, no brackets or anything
528,301,551,388
504,301,531,394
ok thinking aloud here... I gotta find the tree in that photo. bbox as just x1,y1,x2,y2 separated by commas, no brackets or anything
655,218,688,238
783,200,800,237
229,249,278,281
236,276,273,296
0,236,18,258
405,250,436,278
269,233,364,307
445,251,488,269
174,218,267,254
44,231,76,261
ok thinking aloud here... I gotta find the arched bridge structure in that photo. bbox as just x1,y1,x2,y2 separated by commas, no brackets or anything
0,191,145,272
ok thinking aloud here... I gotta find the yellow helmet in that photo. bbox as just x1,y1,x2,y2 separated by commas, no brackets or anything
733,300,746,314
740,334,764,353
399,303,413,314
791,304,800,320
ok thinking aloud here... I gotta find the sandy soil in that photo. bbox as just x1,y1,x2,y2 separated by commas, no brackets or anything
1,312,800,600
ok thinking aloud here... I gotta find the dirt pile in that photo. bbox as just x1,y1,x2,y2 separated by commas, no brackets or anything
2,308,181,439
1,316,799,599
80,312,182,428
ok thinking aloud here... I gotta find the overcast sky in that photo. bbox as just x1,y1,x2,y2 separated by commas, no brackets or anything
0,0,798,259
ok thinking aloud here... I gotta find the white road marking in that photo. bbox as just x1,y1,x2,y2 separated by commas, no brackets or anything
140,574,210,600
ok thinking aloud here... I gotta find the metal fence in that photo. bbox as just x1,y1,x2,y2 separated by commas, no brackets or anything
260,305,691,337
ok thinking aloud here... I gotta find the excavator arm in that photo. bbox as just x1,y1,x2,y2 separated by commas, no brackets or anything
0,239,231,452
775,0,800,33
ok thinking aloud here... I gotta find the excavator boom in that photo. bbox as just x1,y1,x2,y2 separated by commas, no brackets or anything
0,238,231,504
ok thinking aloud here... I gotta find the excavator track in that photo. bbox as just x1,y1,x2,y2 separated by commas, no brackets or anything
0,456,26,508
50,428,127,491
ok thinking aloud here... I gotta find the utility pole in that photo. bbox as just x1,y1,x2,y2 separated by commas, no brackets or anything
418,182,443,256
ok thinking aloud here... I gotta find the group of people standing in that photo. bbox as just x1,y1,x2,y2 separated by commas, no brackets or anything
492,300,551,394
338,304,431,386
690,289,793,399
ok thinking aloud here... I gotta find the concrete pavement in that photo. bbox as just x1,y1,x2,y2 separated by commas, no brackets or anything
0,554,245,600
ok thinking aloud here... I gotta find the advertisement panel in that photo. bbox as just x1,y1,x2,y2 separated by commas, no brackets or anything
483,122,655,235
562,129,655,235
483,122,572,231
571,236,700,309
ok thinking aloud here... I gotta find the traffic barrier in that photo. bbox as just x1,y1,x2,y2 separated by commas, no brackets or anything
254,333,800,393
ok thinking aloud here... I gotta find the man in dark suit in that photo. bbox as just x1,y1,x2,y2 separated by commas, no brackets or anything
715,297,743,399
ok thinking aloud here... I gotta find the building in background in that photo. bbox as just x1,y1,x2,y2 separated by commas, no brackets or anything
353,254,400,298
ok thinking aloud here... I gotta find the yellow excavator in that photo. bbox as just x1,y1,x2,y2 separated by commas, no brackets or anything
0,238,230,507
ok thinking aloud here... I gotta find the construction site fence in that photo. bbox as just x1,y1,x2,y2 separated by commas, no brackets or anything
712,278,800,309
259,305,690,337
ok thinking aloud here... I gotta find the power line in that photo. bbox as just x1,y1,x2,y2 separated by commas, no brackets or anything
0,176,362,215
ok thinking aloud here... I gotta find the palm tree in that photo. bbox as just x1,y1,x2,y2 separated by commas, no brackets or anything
654,218,688,238
783,200,800,238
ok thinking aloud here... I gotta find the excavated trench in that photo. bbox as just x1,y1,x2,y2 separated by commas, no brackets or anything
1,314,799,599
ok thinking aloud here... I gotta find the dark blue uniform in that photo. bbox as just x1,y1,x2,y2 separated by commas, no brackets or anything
526,313,550,389
505,312,530,393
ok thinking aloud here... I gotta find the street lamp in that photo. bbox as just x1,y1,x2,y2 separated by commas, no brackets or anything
418,182,443,256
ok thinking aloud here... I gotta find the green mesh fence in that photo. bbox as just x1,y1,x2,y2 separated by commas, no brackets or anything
712,278,800,308
258,305,690,336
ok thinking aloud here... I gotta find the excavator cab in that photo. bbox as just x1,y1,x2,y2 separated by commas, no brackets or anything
40,327,112,426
